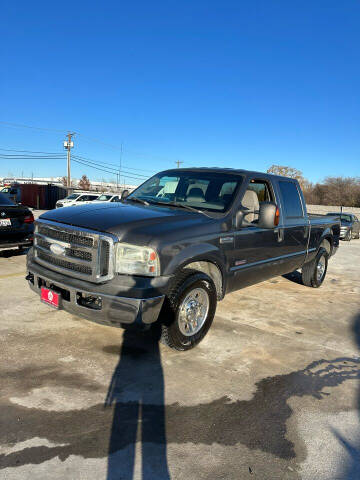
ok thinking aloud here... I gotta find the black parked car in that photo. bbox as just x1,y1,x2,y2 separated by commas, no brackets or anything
326,212,360,241
0,193,34,251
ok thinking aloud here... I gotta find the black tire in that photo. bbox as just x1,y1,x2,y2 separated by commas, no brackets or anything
159,269,217,351
301,247,329,288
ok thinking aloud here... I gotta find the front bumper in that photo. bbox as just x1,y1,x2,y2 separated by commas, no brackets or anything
27,253,166,328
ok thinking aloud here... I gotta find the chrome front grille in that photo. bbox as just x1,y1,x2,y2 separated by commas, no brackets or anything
34,220,115,283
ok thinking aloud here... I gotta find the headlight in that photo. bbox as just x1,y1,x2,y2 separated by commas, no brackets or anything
115,243,160,276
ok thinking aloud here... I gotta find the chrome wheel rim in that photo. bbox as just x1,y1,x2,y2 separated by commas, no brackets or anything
317,255,326,282
178,287,209,336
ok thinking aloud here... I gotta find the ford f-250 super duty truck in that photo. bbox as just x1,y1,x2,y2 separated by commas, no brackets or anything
26,168,340,350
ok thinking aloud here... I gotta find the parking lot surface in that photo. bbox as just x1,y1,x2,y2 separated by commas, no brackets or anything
1,240,360,479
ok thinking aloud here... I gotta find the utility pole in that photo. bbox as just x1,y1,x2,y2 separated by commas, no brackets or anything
63,133,75,188
119,143,123,192
175,160,183,168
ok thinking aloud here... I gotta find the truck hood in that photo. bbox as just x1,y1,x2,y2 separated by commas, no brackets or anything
39,202,214,243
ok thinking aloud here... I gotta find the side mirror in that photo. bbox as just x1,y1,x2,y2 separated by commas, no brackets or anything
235,210,244,229
121,189,129,200
258,202,279,229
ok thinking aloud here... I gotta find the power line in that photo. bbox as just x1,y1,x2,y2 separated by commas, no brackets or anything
72,158,147,181
74,153,155,175
72,155,149,178
0,147,65,155
0,154,65,159
0,121,66,134
0,121,179,166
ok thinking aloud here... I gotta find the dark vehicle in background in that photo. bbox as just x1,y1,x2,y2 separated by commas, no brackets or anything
0,193,34,251
326,212,360,241
27,168,340,350
0,185,21,203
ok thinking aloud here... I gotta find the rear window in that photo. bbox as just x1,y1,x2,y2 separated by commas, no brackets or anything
278,181,303,218
0,192,15,205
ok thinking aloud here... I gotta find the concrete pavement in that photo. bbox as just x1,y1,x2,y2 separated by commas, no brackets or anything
0,240,359,479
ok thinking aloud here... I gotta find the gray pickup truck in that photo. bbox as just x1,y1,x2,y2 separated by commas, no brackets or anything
26,168,340,350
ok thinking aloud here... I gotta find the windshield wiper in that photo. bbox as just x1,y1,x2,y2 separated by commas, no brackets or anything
126,197,150,206
152,200,212,218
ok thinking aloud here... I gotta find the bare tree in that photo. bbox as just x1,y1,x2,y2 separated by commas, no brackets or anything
267,165,308,190
60,176,68,187
78,174,91,191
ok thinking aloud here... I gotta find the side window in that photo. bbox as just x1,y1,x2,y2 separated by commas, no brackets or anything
242,179,274,223
247,180,273,202
278,181,303,218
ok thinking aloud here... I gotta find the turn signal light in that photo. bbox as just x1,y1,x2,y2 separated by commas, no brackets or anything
274,206,280,226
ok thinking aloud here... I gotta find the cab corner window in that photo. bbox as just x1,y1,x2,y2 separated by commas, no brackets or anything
278,181,303,218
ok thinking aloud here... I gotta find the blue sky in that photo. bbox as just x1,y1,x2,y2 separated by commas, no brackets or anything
1,0,359,185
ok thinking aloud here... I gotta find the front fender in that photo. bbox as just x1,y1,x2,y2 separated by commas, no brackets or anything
162,242,226,276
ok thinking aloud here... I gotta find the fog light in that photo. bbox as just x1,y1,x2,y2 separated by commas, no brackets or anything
76,293,102,310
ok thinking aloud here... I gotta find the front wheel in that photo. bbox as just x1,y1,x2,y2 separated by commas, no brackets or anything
159,270,217,351
301,247,329,288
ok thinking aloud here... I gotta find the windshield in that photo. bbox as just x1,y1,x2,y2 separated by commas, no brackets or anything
327,213,352,222
0,192,15,205
66,193,81,200
128,170,243,213
97,194,112,201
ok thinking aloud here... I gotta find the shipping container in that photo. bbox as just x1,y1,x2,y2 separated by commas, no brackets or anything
19,184,67,209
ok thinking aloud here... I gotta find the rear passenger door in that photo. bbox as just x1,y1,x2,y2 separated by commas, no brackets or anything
276,180,309,271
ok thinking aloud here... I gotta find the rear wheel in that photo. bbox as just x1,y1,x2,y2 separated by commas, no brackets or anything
301,247,328,288
159,270,217,351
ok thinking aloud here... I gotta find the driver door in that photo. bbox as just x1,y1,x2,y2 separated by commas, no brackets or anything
227,178,284,292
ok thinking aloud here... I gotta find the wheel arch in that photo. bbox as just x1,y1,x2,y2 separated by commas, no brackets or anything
182,260,224,300
162,243,226,300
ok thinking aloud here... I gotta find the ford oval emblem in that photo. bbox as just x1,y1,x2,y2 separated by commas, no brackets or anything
50,243,65,256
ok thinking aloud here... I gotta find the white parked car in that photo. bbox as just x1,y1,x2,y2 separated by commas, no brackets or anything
93,193,121,203
56,193,100,208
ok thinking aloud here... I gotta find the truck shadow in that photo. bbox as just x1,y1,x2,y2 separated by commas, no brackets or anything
104,327,170,480
282,270,303,285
